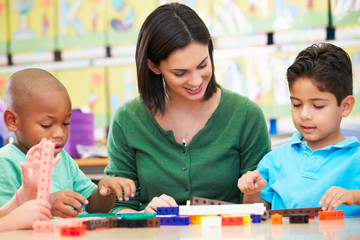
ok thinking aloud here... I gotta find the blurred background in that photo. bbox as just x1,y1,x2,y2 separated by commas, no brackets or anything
0,0,359,153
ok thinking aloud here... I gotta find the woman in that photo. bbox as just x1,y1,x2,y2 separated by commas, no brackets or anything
105,2,271,213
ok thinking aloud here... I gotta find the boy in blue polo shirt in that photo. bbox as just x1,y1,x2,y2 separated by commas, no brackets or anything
238,43,360,216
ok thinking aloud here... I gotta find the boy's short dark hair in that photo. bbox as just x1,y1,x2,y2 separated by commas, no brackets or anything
286,42,353,106
5,68,67,114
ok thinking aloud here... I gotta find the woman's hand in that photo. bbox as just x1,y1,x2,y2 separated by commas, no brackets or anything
144,194,178,213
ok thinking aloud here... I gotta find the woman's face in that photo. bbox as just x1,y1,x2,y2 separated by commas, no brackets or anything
158,42,212,102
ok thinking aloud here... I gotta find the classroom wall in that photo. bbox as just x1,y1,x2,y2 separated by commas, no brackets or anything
0,0,359,133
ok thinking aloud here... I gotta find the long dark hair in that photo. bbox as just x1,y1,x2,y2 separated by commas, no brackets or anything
136,2,219,114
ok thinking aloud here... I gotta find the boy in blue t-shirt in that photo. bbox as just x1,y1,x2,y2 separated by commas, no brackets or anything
0,68,136,218
238,43,360,216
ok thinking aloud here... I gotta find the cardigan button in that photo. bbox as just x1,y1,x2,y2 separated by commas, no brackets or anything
185,187,189,191
182,149,186,153
183,167,187,171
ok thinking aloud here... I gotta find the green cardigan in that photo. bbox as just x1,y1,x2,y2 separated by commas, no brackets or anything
105,88,271,213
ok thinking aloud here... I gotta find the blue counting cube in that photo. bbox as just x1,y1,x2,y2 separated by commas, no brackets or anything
157,206,179,216
157,216,190,225
251,214,262,223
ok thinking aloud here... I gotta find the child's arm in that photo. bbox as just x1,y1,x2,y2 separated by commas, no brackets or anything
238,170,267,204
86,177,136,213
319,186,360,211
0,143,52,216
0,200,51,232
0,141,55,231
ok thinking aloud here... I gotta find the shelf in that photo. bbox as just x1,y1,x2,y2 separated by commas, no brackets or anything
74,158,108,167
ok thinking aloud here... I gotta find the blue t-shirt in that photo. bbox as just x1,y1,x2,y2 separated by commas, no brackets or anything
258,132,360,216
0,144,97,207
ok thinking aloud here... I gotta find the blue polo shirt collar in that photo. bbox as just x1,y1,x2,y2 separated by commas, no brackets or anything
290,131,360,151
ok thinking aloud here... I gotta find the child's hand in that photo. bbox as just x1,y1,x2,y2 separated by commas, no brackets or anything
238,170,267,195
20,139,61,193
20,143,42,192
144,194,178,213
98,177,136,201
5,200,51,230
319,186,356,211
49,190,88,218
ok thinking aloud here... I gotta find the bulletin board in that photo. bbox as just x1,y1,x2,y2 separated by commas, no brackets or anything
57,67,108,127
266,49,299,118
272,0,328,30
106,0,157,46
0,0,7,54
211,0,328,37
344,46,360,114
0,73,10,99
107,65,137,118
57,0,106,50
331,0,360,27
9,0,56,53
214,47,292,118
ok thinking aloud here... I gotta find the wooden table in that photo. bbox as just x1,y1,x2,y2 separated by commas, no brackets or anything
0,217,359,239
74,158,108,183
74,158,108,167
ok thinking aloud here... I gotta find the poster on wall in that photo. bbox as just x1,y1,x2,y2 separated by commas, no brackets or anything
211,0,328,37
272,0,328,31
57,67,108,127
107,65,137,119
0,73,10,98
106,0,157,48
0,0,7,65
344,46,360,114
214,46,292,118
0,0,7,54
57,0,106,52
211,0,273,37
331,0,360,27
9,0,56,54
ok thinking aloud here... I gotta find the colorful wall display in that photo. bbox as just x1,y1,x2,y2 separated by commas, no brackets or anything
0,73,10,98
57,0,106,50
214,47,292,118
106,0,157,46
272,0,328,30
344,46,360,114
211,0,328,37
1,0,359,128
57,67,108,127
107,65,137,118
331,0,360,27
8,0,56,53
0,0,7,55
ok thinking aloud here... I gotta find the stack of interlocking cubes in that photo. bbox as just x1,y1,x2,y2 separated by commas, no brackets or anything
155,196,266,227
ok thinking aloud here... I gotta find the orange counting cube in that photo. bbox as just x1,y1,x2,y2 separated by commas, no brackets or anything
271,213,283,224
221,216,244,226
318,210,344,220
